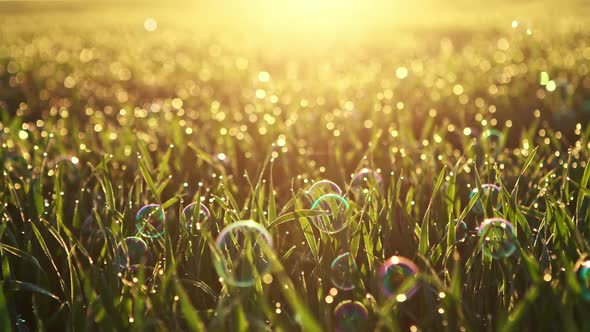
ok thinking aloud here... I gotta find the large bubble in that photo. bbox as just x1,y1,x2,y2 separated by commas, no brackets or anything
135,204,165,238
350,168,382,202
378,256,419,300
305,180,343,204
213,220,273,287
311,194,350,234
116,236,148,270
445,219,468,243
330,252,359,291
477,218,517,259
578,261,590,301
334,300,369,332
181,202,210,235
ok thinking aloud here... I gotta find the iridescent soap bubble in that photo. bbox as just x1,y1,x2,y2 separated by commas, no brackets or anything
305,180,342,204
213,220,273,287
181,202,210,235
330,252,359,291
378,256,419,299
578,261,590,301
15,314,30,332
469,184,501,215
350,168,382,201
477,218,517,259
445,219,468,243
311,194,350,234
480,129,502,150
334,301,369,332
117,236,148,270
135,204,165,238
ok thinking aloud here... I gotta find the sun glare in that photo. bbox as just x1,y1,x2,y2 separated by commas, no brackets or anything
246,0,378,39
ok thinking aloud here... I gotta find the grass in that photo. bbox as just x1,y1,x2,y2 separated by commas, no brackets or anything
2,1,590,331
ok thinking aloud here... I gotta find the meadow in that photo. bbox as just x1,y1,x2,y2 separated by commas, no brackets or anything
2,1,590,331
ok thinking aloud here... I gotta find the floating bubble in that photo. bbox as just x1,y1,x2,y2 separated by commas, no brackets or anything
469,184,501,215
334,301,369,332
578,261,590,301
16,314,30,332
477,218,517,259
305,180,342,204
213,220,273,287
378,256,419,299
445,219,468,243
135,204,165,238
351,168,382,201
311,194,350,234
330,252,359,291
117,237,148,270
181,202,210,235
477,128,503,158
481,128,502,146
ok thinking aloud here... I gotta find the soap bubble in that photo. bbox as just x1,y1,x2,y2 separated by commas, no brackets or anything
135,204,165,238
351,168,382,201
311,194,350,234
578,261,590,301
480,129,502,152
181,202,210,235
213,220,273,287
482,128,502,142
15,314,30,332
477,218,517,259
445,219,468,243
117,237,148,270
305,180,342,204
330,252,359,291
334,301,369,332
378,256,419,299
469,184,501,215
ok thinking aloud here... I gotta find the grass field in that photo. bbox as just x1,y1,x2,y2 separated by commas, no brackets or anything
2,1,590,331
